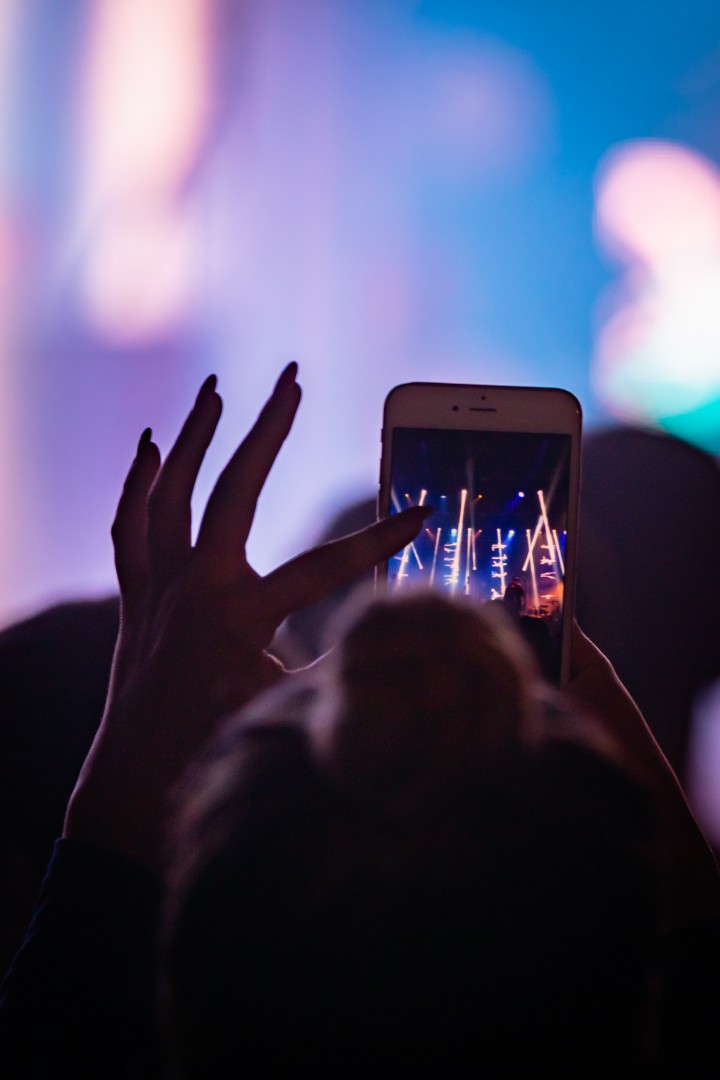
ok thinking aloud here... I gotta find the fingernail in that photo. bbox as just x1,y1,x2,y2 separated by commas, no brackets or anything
196,374,218,404
275,361,298,392
137,427,152,453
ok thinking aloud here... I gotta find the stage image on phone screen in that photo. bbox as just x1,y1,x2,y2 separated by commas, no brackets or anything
387,427,572,681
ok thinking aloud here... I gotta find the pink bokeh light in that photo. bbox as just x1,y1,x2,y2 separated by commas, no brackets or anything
592,139,720,437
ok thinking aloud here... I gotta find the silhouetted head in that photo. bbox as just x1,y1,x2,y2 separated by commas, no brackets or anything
162,589,661,1076
577,424,720,783
311,587,541,803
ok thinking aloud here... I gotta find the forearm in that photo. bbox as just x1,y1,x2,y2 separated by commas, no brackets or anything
0,839,165,1076
567,630,720,926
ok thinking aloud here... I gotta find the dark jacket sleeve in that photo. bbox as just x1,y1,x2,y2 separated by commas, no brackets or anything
0,838,165,1078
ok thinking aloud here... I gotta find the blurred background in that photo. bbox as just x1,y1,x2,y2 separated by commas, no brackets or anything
1,0,719,627
1,2,720,951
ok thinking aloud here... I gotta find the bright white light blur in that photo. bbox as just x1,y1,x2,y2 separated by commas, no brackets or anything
448,489,467,591
429,527,442,586
593,139,720,441
75,0,211,344
82,201,197,345
537,489,557,568
526,528,540,612
80,0,211,196
523,517,542,572
491,526,507,598
595,139,720,265
597,263,720,417
464,526,472,594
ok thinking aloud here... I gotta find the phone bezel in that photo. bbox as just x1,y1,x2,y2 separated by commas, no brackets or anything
378,381,583,686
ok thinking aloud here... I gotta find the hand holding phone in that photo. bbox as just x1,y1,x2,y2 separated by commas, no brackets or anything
378,382,582,685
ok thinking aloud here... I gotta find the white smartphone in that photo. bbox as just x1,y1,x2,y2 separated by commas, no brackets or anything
378,382,582,685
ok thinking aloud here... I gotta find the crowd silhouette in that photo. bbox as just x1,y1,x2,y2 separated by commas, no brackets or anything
0,368,718,1076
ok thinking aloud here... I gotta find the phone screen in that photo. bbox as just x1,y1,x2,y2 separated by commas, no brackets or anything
386,426,573,682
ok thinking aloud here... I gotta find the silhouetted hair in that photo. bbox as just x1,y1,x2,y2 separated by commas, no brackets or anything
162,591,661,1076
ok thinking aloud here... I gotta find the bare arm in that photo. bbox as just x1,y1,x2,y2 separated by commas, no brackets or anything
565,622,720,926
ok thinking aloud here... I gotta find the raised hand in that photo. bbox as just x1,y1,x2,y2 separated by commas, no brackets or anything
64,364,430,871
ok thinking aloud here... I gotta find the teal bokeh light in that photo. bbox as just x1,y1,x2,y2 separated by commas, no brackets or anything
660,398,720,456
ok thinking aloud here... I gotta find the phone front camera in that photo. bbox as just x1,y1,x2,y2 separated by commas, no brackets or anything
452,404,459,412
